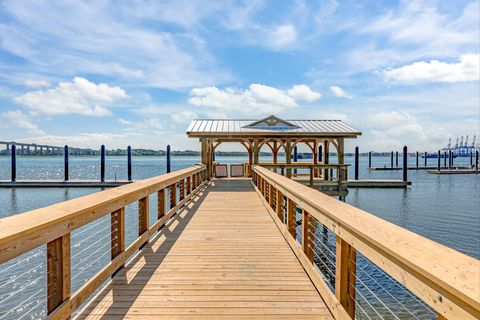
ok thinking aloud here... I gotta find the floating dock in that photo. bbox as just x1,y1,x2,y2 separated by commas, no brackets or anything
368,166,469,171
0,179,130,188
428,169,478,175
347,179,411,187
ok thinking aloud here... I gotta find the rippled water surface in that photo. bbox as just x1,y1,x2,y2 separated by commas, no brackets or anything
0,155,478,319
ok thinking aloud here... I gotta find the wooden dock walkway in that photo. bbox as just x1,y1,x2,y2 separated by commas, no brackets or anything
76,178,333,320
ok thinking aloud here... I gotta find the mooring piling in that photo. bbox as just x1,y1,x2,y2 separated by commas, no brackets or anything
11,144,16,182
403,146,407,182
437,150,441,171
444,151,447,167
390,151,394,168
416,151,419,168
64,145,69,181
470,151,473,167
395,151,398,167
127,145,132,181
100,145,105,182
476,150,479,172
368,151,372,168
449,150,452,169
451,151,454,167
354,146,359,180
166,145,171,173
318,145,322,163
424,151,427,166
293,146,298,174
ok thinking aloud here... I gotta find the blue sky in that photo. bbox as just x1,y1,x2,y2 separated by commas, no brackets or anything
0,0,479,152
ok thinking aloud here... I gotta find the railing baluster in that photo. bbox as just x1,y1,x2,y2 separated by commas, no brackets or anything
269,185,274,209
276,189,283,222
287,198,296,238
158,189,165,220
139,196,149,248
302,210,314,263
170,183,177,209
47,234,71,316
335,237,356,318
179,179,185,201
111,207,125,271
186,176,191,195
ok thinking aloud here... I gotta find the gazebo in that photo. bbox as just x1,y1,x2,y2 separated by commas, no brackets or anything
187,115,361,191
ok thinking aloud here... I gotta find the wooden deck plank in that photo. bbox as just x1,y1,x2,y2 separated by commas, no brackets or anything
76,179,332,320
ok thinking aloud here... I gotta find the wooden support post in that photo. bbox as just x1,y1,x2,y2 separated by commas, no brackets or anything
424,151,428,167
100,145,106,182
170,183,177,209
324,141,329,180
395,151,399,167
268,184,274,209
287,199,297,239
302,210,314,263
354,146,359,180
186,176,191,195
179,179,185,201
11,144,16,182
111,207,125,270
47,234,71,315
449,150,452,169
470,151,473,166
437,150,441,171
451,150,454,167
166,145,171,173
309,166,314,186
157,189,165,220
403,146,408,182
276,189,283,222
335,237,356,318
416,151,419,168
368,151,372,168
444,151,447,167
391,151,394,168
127,145,132,181
139,196,149,237
64,145,69,181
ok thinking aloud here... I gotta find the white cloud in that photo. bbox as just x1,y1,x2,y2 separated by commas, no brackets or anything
329,86,353,99
0,1,230,89
383,54,480,83
118,118,164,132
287,84,321,102
268,24,297,49
189,83,321,114
1,110,45,135
24,79,51,88
14,77,128,116
171,110,198,124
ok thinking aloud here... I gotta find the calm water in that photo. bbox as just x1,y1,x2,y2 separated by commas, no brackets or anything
0,155,478,319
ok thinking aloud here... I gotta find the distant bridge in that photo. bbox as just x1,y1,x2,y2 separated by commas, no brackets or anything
0,141,99,156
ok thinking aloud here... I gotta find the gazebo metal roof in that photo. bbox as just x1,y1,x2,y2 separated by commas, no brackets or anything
186,116,361,137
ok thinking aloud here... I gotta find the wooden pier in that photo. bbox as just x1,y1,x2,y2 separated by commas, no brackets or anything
77,178,332,319
0,165,478,319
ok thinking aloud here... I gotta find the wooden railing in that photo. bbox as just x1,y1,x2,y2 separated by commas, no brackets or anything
0,164,206,319
258,162,349,185
252,166,479,320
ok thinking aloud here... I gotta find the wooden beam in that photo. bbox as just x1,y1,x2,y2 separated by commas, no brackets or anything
47,234,71,315
335,237,356,318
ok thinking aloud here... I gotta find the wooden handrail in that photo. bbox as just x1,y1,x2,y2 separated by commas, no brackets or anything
253,165,480,320
0,164,206,319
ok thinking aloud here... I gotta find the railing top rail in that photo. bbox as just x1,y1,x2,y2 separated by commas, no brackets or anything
254,165,480,314
0,164,205,263
256,162,350,168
